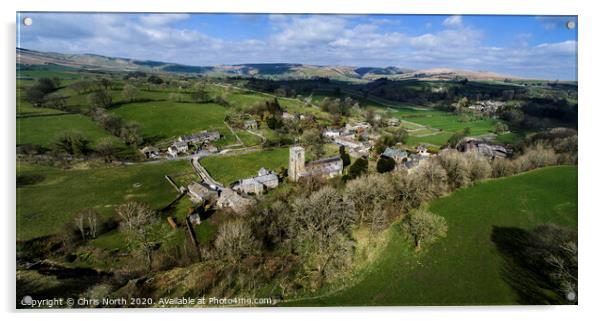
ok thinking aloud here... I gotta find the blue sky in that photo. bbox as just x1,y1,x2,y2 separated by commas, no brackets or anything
17,13,577,80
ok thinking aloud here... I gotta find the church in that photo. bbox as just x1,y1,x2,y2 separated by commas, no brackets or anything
288,146,343,182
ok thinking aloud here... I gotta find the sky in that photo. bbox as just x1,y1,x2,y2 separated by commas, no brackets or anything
17,13,578,80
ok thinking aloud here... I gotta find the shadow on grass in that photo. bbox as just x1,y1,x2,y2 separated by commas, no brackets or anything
491,225,577,305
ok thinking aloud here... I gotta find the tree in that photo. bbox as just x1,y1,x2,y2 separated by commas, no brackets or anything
147,75,164,85
74,208,99,240
300,128,324,160
99,78,112,90
348,157,368,179
24,77,58,106
289,186,357,288
465,152,492,182
96,137,118,163
119,122,142,146
214,219,258,264
455,96,470,113
345,174,394,230
339,146,351,167
376,156,396,173
437,149,471,188
88,89,113,109
404,207,448,251
122,84,139,102
116,201,158,271
53,131,91,156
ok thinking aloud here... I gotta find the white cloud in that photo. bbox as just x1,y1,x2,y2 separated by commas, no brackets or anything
442,15,463,28
18,13,578,80
139,14,190,27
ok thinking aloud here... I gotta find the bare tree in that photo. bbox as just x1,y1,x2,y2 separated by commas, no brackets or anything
74,208,99,240
116,201,158,271
437,149,471,188
214,219,257,264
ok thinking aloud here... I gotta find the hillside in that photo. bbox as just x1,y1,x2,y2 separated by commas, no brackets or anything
293,166,577,306
17,48,519,81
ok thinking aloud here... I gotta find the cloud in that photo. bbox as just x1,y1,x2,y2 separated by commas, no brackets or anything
442,15,463,28
139,14,190,26
18,13,578,80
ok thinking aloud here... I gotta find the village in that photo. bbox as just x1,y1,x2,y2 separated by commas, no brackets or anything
141,113,510,239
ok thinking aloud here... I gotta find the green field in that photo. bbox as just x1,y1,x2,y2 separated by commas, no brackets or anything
298,166,577,306
389,107,499,147
200,148,289,185
404,114,496,135
17,114,120,148
112,101,230,142
16,160,192,240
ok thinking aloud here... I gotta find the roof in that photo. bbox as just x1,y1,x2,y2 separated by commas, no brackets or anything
254,173,278,184
174,141,188,148
140,146,158,153
382,147,408,159
307,156,342,166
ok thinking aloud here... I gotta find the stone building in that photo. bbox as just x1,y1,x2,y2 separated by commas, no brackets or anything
178,130,220,144
232,168,279,195
381,147,408,165
459,138,508,159
288,146,343,182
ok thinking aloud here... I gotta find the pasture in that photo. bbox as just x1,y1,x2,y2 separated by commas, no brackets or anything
17,114,120,148
16,160,191,240
111,101,230,143
298,166,577,306
200,147,289,185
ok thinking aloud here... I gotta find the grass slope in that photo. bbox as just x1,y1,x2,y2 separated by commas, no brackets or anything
112,101,229,142
17,114,120,148
16,160,192,240
299,166,577,306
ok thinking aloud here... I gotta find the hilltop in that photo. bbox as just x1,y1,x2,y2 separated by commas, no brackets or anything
17,48,519,82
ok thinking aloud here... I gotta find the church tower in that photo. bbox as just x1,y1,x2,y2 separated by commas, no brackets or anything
288,146,305,181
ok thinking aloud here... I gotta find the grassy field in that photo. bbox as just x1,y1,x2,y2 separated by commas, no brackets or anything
112,101,230,142
297,166,577,306
17,114,121,148
389,107,499,147
200,147,289,185
16,160,191,240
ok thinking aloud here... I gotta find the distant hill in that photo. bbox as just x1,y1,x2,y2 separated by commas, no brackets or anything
16,48,520,81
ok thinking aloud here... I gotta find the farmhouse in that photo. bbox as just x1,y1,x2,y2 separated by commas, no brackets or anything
178,130,220,144
334,134,371,157
334,135,362,149
216,188,255,214
232,168,279,195
167,141,188,157
404,153,429,171
322,128,342,139
381,147,408,165
288,146,343,182
203,143,218,153
467,100,505,113
140,146,159,159
244,119,258,130
345,122,371,134
459,138,508,159
187,182,218,203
